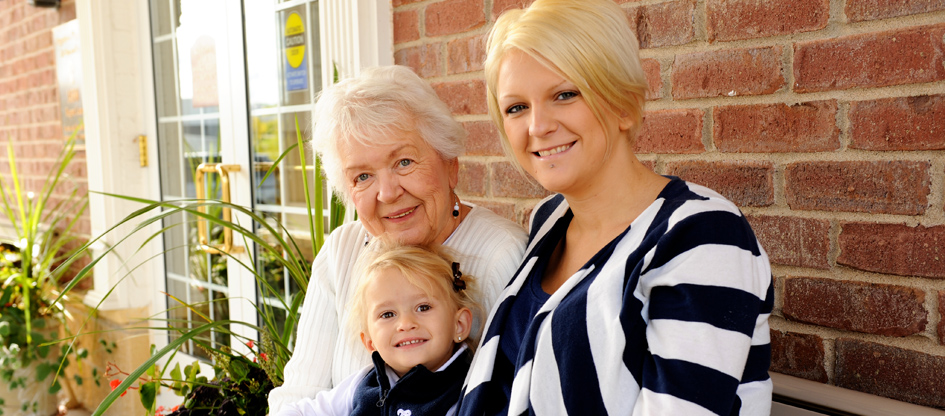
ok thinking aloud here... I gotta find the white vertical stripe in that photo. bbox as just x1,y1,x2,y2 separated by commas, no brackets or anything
530,313,568,416
585,201,657,414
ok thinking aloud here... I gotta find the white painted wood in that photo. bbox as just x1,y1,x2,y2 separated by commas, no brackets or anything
77,0,160,311
773,373,945,416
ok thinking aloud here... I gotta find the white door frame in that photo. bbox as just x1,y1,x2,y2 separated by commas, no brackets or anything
78,0,392,350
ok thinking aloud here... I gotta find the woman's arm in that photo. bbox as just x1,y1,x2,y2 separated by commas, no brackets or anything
270,366,370,416
633,209,773,415
267,242,339,412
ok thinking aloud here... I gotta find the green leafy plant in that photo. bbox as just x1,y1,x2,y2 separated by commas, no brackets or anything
54,118,345,415
0,134,90,415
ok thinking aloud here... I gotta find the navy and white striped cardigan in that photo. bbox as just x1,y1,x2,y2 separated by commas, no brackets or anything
458,178,773,415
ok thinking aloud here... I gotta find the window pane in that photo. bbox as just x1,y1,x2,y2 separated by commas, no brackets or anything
158,122,182,197
153,40,178,117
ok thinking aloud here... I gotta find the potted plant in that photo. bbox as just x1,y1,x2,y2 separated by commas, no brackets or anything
56,120,345,415
0,135,89,415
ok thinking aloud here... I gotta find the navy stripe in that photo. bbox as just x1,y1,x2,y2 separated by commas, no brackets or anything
729,395,742,416
551,276,609,416
649,284,761,337
645,355,740,415
761,279,774,314
647,210,761,273
483,293,519,342
528,194,564,242
741,344,772,383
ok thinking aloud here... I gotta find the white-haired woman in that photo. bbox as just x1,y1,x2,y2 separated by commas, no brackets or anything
267,65,527,413
458,0,773,415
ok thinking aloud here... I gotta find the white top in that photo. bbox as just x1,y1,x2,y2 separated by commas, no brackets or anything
268,204,527,413
272,345,471,416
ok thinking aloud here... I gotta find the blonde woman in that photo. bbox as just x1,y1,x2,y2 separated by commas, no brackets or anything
458,0,773,415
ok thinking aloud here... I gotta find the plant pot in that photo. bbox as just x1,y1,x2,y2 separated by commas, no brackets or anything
0,356,60,416
0,320,62,416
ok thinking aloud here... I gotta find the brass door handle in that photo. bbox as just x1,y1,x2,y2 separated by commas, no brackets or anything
194,163,244,254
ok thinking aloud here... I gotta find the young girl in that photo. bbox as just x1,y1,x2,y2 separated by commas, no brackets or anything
273,242,481,416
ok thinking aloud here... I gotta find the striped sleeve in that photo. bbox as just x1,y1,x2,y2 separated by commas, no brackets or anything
634,197,772,415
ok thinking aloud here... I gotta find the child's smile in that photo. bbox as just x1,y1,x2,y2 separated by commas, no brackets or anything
360,268,468,376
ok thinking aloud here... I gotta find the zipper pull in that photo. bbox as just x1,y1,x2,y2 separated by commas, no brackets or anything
376,389,389,407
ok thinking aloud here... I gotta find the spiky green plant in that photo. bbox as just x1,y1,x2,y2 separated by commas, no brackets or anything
0,133,89,415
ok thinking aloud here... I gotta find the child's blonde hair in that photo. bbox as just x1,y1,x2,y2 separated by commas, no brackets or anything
347,239,483,350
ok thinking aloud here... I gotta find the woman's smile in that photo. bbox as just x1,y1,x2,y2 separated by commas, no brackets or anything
534,142,574,158
385,206,417,220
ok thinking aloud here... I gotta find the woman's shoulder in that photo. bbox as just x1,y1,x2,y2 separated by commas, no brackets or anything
325,221,368,249
659,177,744,219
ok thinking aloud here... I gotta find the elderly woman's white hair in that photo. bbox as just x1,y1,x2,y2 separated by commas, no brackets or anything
311,65,467,204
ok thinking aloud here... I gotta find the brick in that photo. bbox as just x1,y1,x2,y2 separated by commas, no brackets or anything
393,43,441,79
627,0,695,49
793,25,945,93
846,0,945,22
635,109,704,154
466,199,518,224
447,34,485,75
839,222,945,279
492,0,533,18
463,121,504,156
491,161,551,199
940,291,945,345
457,160,487,197
671,46,784,100
641,58,662,100
393,10,420,44
714,100,839,153
425,0,485,38
707,0,828,42
836,338,945,408
747,215,830,269
770,330,827,382
849,94,945,151
785,161,930,215
784,277,927,336
432,79,487,116
665,160,774,207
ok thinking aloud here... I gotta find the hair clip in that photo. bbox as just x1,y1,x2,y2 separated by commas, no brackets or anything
451,262,466,292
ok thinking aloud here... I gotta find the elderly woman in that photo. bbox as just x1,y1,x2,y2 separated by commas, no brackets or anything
267,65,527,412
458,0,773,415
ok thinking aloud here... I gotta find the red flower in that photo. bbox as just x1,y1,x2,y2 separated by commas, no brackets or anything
260,352,268,362
246,340,254,349
109,379,127,397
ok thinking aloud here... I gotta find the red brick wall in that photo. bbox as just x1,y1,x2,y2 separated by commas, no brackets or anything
0,0,89,242
393,0,945,409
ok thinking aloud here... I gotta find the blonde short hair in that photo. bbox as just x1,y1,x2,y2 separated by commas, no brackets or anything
347,240,483,349
311,65,467,205
484,0,648,160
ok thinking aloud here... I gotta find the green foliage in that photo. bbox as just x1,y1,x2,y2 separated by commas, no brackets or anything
58,118,347,415
0,133,90,415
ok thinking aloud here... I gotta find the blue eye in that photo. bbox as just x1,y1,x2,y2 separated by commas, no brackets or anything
355,173,370,183
506,104,526,115
557,91,578,100
398,159,413,168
